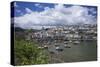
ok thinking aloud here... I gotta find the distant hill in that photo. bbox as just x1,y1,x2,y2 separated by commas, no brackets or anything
14,27,25,32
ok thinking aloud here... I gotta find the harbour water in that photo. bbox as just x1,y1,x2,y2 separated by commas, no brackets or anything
47,40,97,63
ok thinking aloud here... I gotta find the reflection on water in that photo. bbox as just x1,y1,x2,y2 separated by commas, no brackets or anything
47,40,97,63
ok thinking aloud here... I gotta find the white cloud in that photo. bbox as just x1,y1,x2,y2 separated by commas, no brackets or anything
25,8,33,13
14,2,18,7
13,4,97,29
16,10,21,13
34,3,42,8
89,8,97,15
35,3,40,6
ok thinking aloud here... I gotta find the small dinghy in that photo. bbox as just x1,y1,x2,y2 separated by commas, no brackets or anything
55,46,63,51
64,44,71,48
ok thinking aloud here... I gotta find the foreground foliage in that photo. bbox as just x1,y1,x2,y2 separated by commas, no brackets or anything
14,35,49,65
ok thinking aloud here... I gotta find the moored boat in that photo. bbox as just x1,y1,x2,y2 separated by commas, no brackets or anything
64,44,71,48
73,41,80,44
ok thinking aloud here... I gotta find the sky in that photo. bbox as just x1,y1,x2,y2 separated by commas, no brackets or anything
11,1,97,29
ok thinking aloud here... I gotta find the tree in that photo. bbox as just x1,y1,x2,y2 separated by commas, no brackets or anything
14,39,49,65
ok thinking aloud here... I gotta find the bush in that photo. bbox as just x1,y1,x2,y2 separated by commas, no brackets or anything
14,39,49,65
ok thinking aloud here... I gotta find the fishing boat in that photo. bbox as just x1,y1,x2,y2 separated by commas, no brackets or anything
69,40,72,43
64,44,71,48
73,41,80,44
38,46,44,49
54,44,59,47
55,46,63,51
64,41,68,44
43,45,48,49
